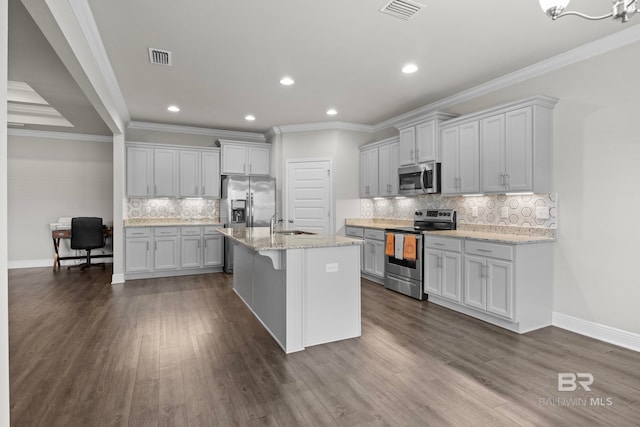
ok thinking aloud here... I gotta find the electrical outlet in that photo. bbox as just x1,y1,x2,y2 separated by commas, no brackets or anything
536,206,550,220
472,207,478,217
500,207,509,218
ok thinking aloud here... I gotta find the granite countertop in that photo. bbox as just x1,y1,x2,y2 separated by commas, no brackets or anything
124,218,223,227
217,227,363,251
423,229,556,244
345,218,556,244
344,218,413,230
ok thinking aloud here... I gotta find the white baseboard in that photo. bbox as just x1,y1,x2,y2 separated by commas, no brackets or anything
111,273,125,284
552,312,640,353
8,258,113,269
9,259,54,269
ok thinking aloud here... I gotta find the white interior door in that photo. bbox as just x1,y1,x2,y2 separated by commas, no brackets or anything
286,160,331,234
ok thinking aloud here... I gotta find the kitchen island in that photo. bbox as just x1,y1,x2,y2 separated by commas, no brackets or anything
217,227,363,353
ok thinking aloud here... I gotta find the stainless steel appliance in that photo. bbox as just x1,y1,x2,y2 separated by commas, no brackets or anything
398,161,440,196
220,175,275,272
384,208,456,300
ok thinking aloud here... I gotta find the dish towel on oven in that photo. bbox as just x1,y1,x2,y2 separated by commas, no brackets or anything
394,234,404,260
385,233,395,256
404,235,417,261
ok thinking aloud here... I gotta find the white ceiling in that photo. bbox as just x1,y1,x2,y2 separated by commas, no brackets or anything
11,0,640,135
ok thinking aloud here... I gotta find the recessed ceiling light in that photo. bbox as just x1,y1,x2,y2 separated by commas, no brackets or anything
245,115,256,121
326,108,338,116
280,76,295,86
402,63,418,74
167,105,180,112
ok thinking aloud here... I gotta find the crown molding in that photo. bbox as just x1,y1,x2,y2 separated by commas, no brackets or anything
273,121,374,134
374,24,640,132
360,135,399,150
68,0,130,124
8,128,112,142
127,121,266,142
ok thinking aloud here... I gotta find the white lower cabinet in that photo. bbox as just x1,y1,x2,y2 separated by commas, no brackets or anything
125,225,223,279
345,226,364,272
424,236,462,303
154,227,180,271
363,228,385,283
425,235,554,334
125,228,153,273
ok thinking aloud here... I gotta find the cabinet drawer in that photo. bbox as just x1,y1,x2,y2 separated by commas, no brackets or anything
154,227,179,237
424,236,462,252
126,227,151,238
345,226,364,238
364,228,384,241
181,226,202,236
204,226,221,235
465,240,513,261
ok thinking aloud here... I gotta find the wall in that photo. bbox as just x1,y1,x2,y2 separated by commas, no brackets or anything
553,98,640,336
273,129,375,235
7,133,113,266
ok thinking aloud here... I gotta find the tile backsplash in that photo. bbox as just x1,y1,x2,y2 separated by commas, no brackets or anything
361,193,557,229
127,198,220,219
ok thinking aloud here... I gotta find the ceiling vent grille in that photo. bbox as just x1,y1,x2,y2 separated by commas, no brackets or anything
379,0,425,20
148,48,172,66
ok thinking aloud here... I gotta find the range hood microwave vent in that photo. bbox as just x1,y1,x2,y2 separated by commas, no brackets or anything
378,0,425,20
148,48,172,66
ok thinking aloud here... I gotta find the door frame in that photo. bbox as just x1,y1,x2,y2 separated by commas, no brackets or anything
284,158,334,235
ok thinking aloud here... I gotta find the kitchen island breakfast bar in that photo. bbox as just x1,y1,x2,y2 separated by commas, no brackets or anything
216,227,363,353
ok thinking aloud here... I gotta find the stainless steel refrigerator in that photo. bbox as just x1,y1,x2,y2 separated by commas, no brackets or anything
220,175,276,273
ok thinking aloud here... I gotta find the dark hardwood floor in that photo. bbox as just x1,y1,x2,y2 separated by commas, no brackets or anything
8,267,640,426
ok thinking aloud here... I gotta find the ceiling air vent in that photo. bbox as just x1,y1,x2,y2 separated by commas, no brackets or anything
379,0,425,21
148,48,172,66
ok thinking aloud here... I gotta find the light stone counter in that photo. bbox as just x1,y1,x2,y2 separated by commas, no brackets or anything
217,227,363,251
345,218,413,230
424,229,556,244
124,218,223,227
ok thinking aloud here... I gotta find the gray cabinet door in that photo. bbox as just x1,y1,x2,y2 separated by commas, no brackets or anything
125,238,152,273
203,235,223,267
201,151,221,198
181,236,202,268
463,255,486,310
154,236,179,270
126,147,153,197
154,148,178,197
179,151,200,197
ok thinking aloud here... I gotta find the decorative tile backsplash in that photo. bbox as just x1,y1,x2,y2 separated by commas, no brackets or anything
361,193,557,229
127,198,220,220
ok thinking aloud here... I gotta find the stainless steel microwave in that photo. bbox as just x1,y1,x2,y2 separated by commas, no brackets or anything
398,162,440,195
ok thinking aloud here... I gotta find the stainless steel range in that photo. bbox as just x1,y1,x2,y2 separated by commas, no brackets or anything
384,209,456,300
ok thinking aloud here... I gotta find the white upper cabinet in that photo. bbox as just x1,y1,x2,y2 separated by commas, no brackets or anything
359,146,379,198
219,140,271,176
201,151,221,198
378,139,399,197
396,113,457,166
482,106,543,194
127,143,221,199
126,146,153,197
153,148,179,197
179,150,201,198
441,121,480,195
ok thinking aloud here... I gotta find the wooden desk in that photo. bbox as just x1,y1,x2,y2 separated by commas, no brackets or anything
52,228,113,271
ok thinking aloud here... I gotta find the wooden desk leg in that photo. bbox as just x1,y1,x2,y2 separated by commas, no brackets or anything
52,237,61,271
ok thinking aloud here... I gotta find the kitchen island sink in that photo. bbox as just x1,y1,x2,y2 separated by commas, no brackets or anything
216,227,362,353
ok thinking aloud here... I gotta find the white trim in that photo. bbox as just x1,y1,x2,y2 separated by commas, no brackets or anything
274,121,374,134
374,24,640,132
553,312,640,353
8,128,112,142
67,0,130,123
111,273,125,284
8,258,114,269
128,121,266,142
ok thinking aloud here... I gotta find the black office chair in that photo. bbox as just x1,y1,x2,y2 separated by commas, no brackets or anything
68,217,106,271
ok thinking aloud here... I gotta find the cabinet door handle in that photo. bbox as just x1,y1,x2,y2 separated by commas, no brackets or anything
195,186,198,195
146,241,149,251
243,164,246,173
147,185,150,195
500,173,504,186
154,185,157,195
437,255,442,268
477,249,492,253
505,174,510,187
154,241,157,251
416,148,420,160
433,242,445,246
202,186,205,195
410,149,414,160
250,164,252,173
